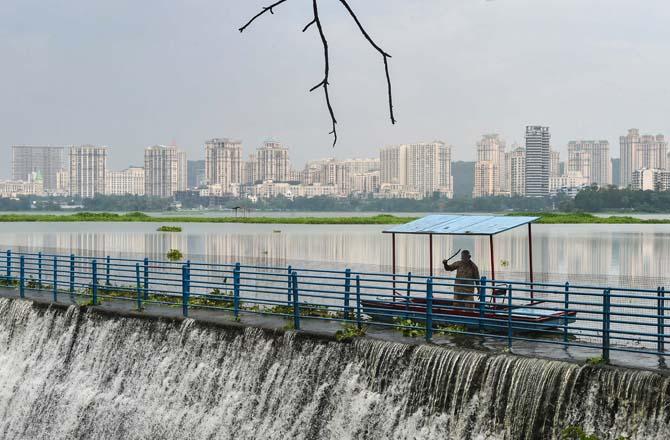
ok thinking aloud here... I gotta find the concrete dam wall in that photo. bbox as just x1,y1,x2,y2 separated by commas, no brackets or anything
0,298,669,439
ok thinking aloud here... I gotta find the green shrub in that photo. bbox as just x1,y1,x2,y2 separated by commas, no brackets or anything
393,317,426,338
562,426,600,440
335,324,367,341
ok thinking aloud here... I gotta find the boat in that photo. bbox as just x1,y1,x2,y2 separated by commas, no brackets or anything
362,296,577,333
366,214,578,334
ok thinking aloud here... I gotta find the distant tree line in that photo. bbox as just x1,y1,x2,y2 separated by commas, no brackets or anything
2,188,670,213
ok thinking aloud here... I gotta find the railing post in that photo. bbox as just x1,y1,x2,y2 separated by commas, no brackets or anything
38,252,43,288
344,268,352,320
292,272,300,330
182,265,190,317
233,263,241,318
69,254,75,296
135,263,142,311
356,275,362,329
564,282,570,343
287,265,292,306
405,272,412,316
19,256,25,299
91,259,98,306
602,288,611,363
658,286,665,353
425,278,433,342
143,257,149,300
478,276,487,331
6,250,11,281
507,284,513,350
106,255,111,286
52,256,58,302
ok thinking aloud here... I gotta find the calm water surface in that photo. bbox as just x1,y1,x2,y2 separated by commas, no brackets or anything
0,221,668,287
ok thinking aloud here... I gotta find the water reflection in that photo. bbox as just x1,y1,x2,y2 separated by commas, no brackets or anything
0,223,669,287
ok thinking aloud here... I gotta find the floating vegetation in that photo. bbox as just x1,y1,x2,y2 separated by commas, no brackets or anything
157,226,182,232
166,249,183,261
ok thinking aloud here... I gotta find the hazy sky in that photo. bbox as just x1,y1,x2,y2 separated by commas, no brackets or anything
2,0,670,176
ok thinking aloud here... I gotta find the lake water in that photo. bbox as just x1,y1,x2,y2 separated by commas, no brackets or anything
0,221,668,288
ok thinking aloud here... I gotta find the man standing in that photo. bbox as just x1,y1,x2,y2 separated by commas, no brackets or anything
443,250,480,309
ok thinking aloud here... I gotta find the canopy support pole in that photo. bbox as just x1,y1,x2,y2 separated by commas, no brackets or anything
429,234,434,277
392,233,397,301
528,223,534,298
489,234,495,282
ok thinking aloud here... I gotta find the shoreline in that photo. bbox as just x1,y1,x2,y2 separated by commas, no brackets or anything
0,211,667,224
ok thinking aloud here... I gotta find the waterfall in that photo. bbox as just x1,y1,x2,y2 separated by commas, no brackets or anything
0,297,668,440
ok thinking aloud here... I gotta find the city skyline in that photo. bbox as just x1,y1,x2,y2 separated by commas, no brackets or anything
5,124,666,179
6,124,670,200
2,1,670,177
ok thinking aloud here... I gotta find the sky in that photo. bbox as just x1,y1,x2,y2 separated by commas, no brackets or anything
2,0,670,176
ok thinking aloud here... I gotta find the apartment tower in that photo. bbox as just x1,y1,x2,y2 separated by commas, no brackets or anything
144,145,186,198
524,126,551,197
12,145,66,193
69,145,107,198
205,138,243,193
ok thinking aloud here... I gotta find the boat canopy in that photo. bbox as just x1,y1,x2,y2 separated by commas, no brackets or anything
384,214,539,285
383,214,539,236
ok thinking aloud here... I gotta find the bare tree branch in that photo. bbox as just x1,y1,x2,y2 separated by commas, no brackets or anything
310,0,337,146
302,19,316,32
239,0,291,33
239,0,396,146
337,0,395,124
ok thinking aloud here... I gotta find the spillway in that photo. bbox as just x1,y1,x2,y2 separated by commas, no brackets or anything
0,298,668,439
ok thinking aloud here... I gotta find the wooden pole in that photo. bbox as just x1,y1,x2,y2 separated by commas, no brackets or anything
429,234,434,277
489,234,495,282
528,223,534,298
392,233,397,300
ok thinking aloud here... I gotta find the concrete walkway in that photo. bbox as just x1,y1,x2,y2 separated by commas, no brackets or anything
0,284,667,373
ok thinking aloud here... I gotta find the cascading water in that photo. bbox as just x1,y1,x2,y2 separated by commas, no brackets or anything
0,297,668,440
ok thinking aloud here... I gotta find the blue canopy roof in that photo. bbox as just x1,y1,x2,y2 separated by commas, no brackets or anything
383,214,539,236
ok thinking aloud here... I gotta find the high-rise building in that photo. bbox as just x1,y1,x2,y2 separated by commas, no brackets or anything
106,167,145,196
69,145,107,198
524,126,551,197
144,145,186,198
0,173,44,198
187,160,206,189
243,154,258,186
620,129,668,188
611,158,621,187
380,142,453,197
380,146,406,186
567,140,611,186
473,134,505,198
505,146,526,196
549,150,561,178
205,138,243,193
256,141,290,182
12,145,66,193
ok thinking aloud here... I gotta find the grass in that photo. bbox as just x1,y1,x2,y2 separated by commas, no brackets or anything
509,212,670,224
0,212,414,225
0,211,666,225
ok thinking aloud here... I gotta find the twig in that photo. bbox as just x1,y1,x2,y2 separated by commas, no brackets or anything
239,0,291,33
310,0,337,146
239,0,396,146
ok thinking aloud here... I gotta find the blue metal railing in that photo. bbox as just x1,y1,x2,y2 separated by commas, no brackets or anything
0,249,668,363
